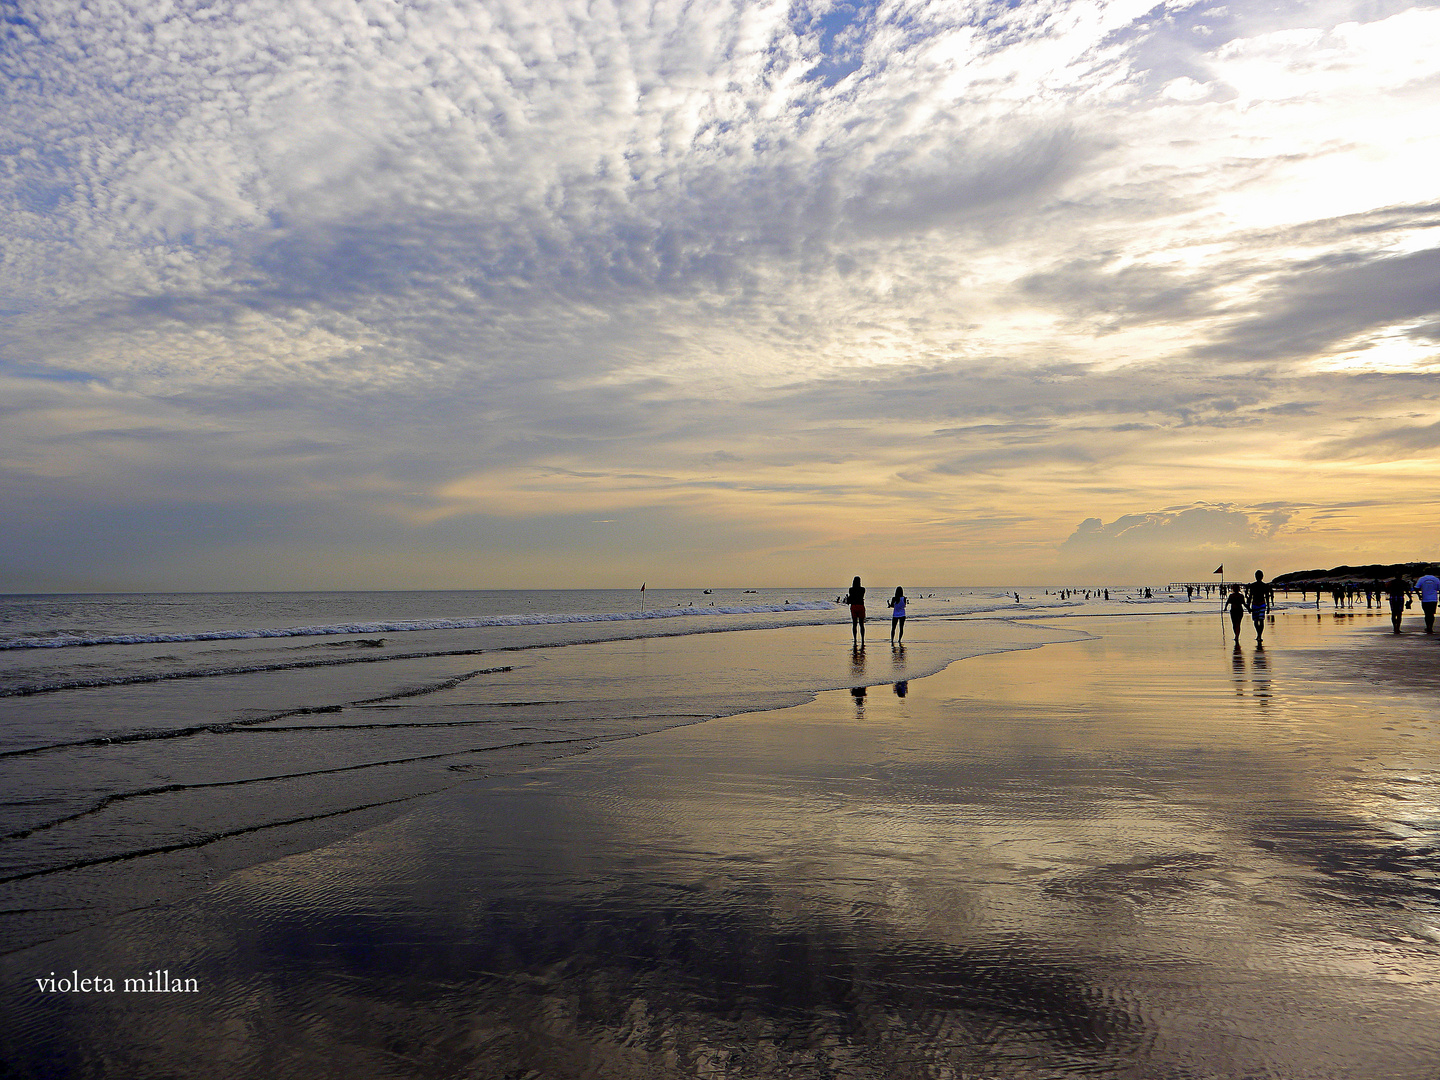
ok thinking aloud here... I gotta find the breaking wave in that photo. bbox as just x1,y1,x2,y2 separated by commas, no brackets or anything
0,602,837,651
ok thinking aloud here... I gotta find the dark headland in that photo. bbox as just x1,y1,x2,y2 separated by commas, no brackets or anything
1275,561,1435,585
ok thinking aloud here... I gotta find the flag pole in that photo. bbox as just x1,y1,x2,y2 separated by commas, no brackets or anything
1214,563,1225,640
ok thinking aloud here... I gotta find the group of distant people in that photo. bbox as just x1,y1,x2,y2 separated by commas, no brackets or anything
1284,570,1440,634
842,577,906,646
1224,567,1440,641
836,568,1440,653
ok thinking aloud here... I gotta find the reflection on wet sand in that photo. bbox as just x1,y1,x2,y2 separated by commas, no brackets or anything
1230,640,1272,701
6,612,1440,1078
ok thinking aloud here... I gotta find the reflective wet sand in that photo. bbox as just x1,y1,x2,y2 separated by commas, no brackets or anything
6,611,1440,1078
0,616,1073,953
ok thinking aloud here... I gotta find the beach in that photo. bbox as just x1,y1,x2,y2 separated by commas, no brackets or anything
0,588,1076,954
5,596,1440,1077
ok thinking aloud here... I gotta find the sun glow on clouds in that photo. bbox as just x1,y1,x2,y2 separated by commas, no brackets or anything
2,0,1440,590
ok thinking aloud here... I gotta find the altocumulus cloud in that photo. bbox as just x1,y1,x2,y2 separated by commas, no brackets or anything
2,0,1439,588
1059,504,1313,580
1064,505,1294,551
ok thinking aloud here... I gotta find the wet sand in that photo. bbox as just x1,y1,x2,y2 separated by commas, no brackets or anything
0,615,1076,954
6,609,1440,1078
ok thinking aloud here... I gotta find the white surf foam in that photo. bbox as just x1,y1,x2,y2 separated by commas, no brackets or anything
0,602,838,651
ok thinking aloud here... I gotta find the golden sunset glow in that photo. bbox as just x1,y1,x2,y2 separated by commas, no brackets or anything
3,0,1438,590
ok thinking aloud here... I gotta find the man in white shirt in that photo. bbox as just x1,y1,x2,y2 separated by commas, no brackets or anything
1416,567,1440,633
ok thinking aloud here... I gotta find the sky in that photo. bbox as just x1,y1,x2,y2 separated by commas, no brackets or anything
3,0,1439,592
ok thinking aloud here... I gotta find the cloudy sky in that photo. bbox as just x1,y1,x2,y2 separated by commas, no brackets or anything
3,0,1439,591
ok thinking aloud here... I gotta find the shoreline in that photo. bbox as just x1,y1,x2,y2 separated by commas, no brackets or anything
7,609,1440,1077
0,613,1083,956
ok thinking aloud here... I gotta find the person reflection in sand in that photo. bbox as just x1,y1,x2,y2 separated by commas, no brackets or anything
1250,641,1271,700
1229,638,1271,700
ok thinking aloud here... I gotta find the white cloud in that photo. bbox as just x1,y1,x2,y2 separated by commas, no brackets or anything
3,0,1440,587
1062,504,1293,550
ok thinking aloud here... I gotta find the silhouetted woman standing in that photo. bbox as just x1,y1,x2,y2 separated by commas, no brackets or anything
845,576,866,645
888,586,906,645
1225,584,1245,640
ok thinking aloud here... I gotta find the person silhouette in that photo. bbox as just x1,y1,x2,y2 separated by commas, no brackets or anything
887,586,906,645
1387,574,1408,634
845,576,866,645
1225,583,1246,640
1248,570,1273,643
1416,566,1440,633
